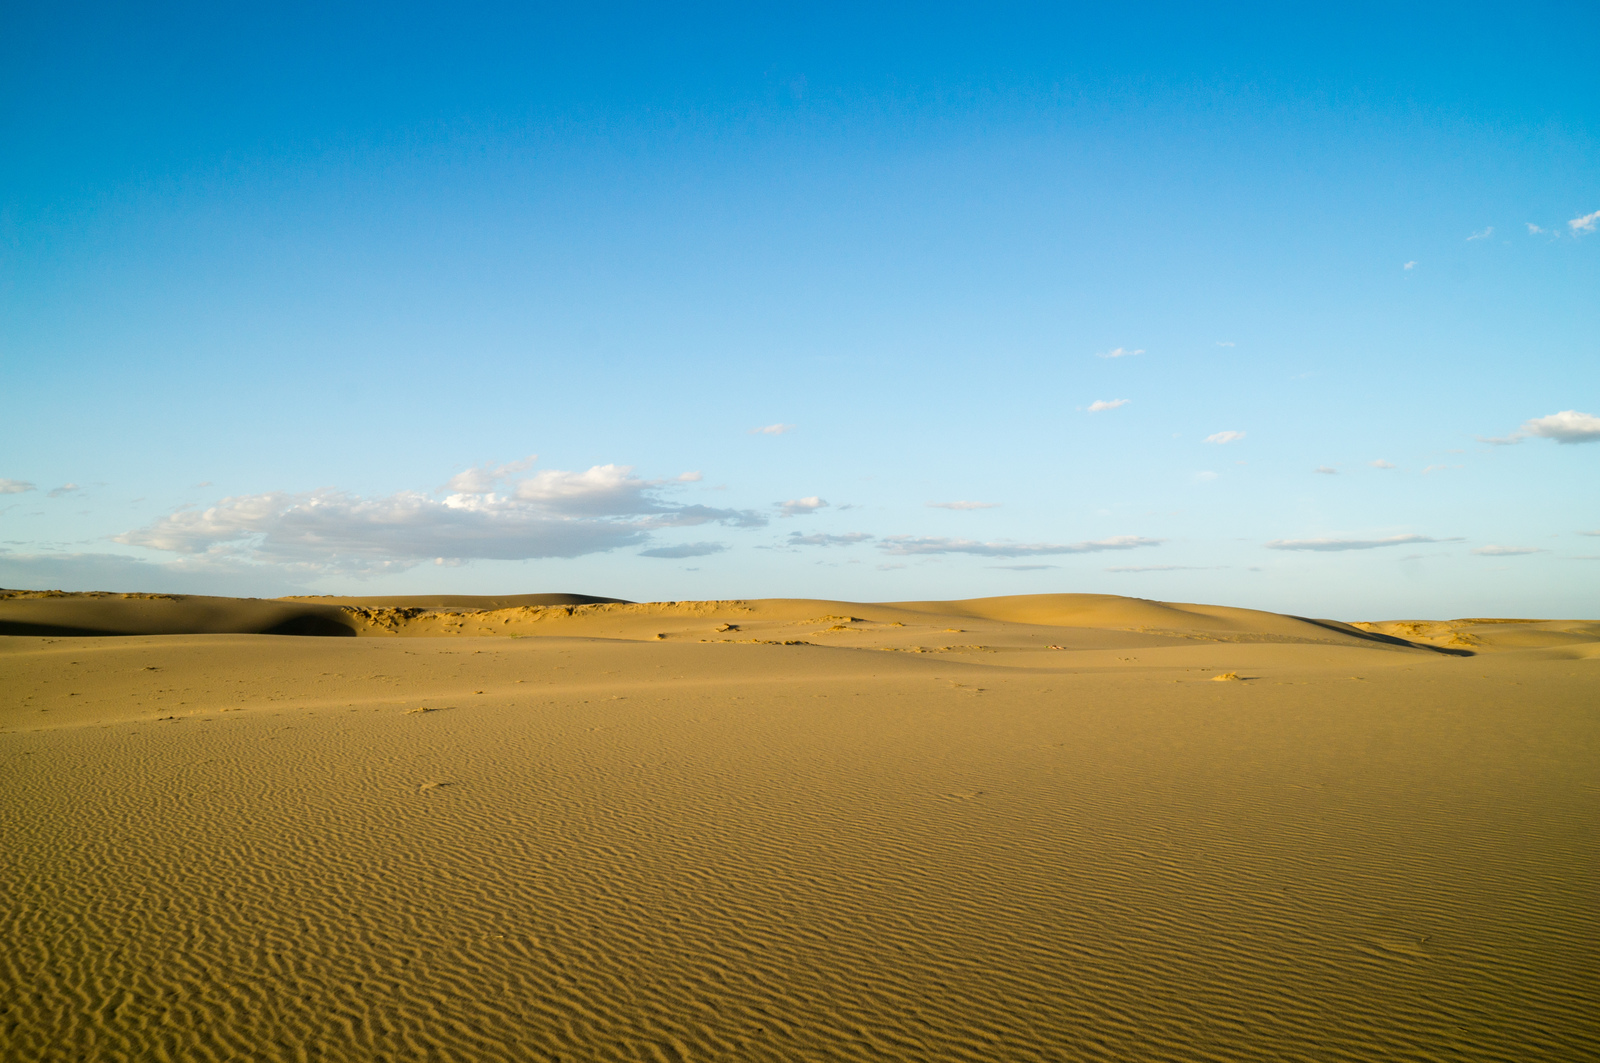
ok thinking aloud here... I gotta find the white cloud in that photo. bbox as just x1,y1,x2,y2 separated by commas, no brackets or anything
787,532,873,547
639,542,727,559
1,479,36,494
48,483,82,498
1471,545,1541,556
117,463,765,573
1088,399,1129,412
1313,466,1338,475
1096,347,1143,359
778,496,828,517
1265,534,1457,551
879,535,1162,558
677,471,703,482
1581,530,1600,537
1569,209,1600,235
1370,459,1396,469
1204,431,1245,444
1466,226,1494,241
750,423,795,435
1521,410,1600,444
1527,223,1548,235
442,456,537,495
1403,261,1417,270
1477,433,1523,446
926,501,999,510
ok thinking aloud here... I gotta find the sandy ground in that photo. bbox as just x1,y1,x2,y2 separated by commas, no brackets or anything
2,591,1597,1062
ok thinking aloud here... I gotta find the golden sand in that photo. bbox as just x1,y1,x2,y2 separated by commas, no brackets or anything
2,591,1597,1061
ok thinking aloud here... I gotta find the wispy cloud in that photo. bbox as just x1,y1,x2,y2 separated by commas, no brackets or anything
639,542,727,559
47,483,82,498
1526,222,1549,236
1581,530,1600,537
1403,261,1417,270
1096,347,1143,359
1204,431,1245,444
118,462,765,573
1370,459,1396,469
777,496,828,517
926,501,999,510
1471,545,1540,556
1570,209,1600,235
1088,399,1129,413
1,479,36,494
880,535,1162,558
1265,534,1458,552
749,423,795,435
1466,226,1495,241
1313,466,1338,475
787,532,873,547
1421,464,1462,474
990,564,1057,570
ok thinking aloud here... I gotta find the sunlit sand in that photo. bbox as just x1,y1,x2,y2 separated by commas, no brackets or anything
3,591,1596,1061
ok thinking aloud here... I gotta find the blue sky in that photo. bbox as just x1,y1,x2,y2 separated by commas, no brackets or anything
3,2,1597,617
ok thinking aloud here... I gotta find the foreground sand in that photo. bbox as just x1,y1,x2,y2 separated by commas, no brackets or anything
2,591,1597,1062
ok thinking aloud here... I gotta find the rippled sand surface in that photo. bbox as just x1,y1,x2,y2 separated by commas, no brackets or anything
3,593,1597,1061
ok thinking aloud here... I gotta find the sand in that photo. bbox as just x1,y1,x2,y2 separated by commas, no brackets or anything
2,591,1597,1061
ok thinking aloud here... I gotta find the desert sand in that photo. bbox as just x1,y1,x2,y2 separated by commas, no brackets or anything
2,589,1597,1062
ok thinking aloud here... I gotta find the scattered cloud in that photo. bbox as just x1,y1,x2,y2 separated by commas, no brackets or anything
1466,226,1494,241
47,483,82,498
1265,534,1458,552
1088,399,1130,413
677,471,703,483
750,423,795,435
777,496,828,517
1313,466,1338,475
879,535,1162,558
787,532,873,547
639,542,727,559
1106,565,1206,572
1478,410,1600,446
1471,545,1541,556
1096,347,1143,359
1580,530,1600,537
1204,431,1245,444
117,462,765,573
1403,261,1417,270
1370,459,1396,469
1526,223,1549,236
1521,410,1600,444
926,500,999,510
1570,209,1600,235
1,479,37,494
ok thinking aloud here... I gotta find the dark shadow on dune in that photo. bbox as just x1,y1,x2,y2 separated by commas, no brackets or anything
0,621,111,637
1293,616,1475,657
261,613,357,637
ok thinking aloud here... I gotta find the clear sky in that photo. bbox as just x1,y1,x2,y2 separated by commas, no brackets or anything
3,2,1597,618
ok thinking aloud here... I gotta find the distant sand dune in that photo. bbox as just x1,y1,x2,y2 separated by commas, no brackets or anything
2,591,1597,1061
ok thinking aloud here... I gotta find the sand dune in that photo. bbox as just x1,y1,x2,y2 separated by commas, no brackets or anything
2,591,1597,1061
